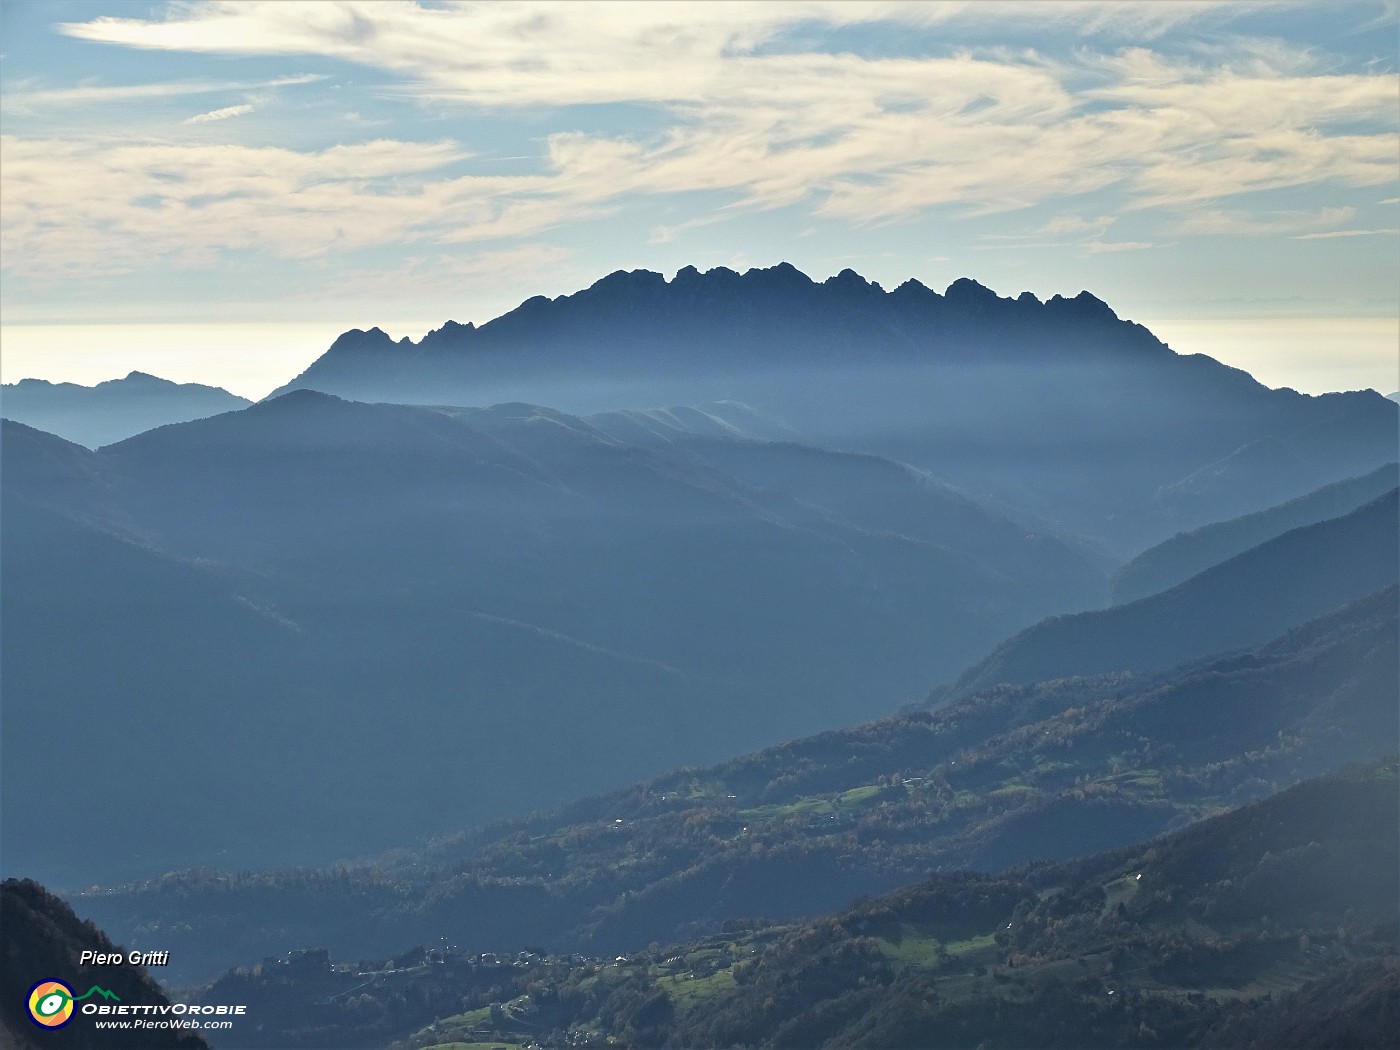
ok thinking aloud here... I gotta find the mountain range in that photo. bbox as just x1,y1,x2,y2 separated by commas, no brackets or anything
77,763,1400,1049
0,371,250,448
1111,462,1399,603
498,760,1399,1050
934,487,1397,702
2,390,1104,886
266,265,1399,553
3,264,1396,1047
79,579,1398,984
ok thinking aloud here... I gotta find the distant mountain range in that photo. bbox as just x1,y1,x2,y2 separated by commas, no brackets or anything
265,265,1399,552
2,392,1105,887
5,265,1397,1039
0,371,250,448
1112,463,1399,603
936,488,1397,702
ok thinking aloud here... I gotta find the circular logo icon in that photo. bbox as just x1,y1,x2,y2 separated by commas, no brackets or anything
28,980,75,1028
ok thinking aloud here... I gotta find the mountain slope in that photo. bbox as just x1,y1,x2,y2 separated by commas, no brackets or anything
0,879,208,1050
2,396,1102,886
264,265,1399,551
541,761,1400,1050
147,764,1399,1050
1112,462,1399,603
937,489,1398,701
1,372,250,448
78,586,1398,983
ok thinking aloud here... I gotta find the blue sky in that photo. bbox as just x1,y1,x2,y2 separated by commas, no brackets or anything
2,1,1397,397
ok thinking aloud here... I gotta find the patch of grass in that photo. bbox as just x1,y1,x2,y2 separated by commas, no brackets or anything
739,783,887,821
876,929,941,969
944,932,997,957
425,1006,492,1029
661,965,737,1012
838,784,882,805
989,783,1036,800
1101,873,1143,918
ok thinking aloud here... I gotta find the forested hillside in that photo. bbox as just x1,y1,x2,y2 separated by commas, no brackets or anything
80,586,1397,984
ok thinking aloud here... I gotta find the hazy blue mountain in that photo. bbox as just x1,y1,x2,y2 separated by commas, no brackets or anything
1112,462,1399,603
0,372,250,448
264,265,1398,552
2,395,1103,887
78,586,1397,983
934,489,1398,702
1151,402,1399,530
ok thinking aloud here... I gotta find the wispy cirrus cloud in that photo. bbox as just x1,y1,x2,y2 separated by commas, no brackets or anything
4,1,1394,282
1,137,484,276
1175,206,1358,237
1294,227,1400,240
185,103,254,124
1,73,322,111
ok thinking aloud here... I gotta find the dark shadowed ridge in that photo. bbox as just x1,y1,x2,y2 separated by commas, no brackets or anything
1,371,250,448
0,879,208,1050
933,488,1399,703
266,264,1184,401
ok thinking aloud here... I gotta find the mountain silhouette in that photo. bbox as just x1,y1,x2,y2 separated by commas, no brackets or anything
935,489,1398,702
264,265,1398,552
1,372,250,448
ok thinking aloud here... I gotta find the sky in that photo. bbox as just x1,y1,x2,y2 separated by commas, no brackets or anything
1,0,1397,399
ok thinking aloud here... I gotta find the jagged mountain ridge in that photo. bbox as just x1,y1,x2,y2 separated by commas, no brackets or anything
1,371,251,448
264,264,1399,552
270,265,1164,399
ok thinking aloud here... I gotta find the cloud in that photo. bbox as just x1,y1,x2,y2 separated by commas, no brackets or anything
1,73,322,111
1175,206,1358,237
1294,227,1400,240
1031,214,1118,237
321,243,577,304
0,137,488,276
9,1,1395,278
185,103,254,124
1085,238,1156,252
648,213,733,244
